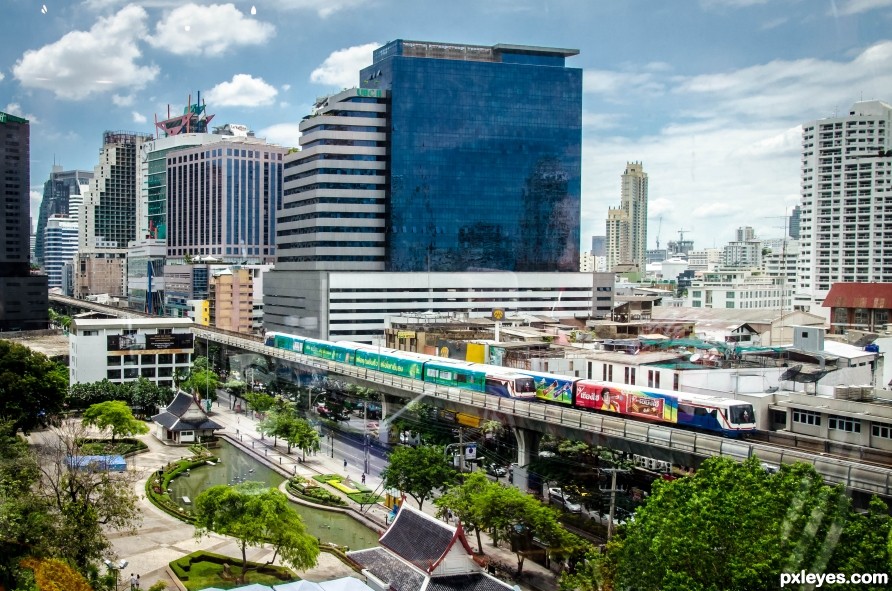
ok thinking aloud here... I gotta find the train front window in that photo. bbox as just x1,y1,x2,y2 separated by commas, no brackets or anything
515,377,536,394
729,404,755,424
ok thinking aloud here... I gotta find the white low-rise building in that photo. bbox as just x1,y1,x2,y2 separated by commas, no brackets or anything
69,317,194,388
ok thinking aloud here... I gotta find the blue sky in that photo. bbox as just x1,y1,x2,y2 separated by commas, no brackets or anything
2,0,892,250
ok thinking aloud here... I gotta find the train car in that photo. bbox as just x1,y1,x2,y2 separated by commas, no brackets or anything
301,337,356,364
350,346,426,380
265,331,306,353
513,369,580,405
475,364,538,399
265,332,355,363
572,380,756,437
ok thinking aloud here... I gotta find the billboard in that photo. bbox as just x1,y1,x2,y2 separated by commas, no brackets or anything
107,332,194,354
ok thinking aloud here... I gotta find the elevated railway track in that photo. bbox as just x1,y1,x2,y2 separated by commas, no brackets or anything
49,294,892,497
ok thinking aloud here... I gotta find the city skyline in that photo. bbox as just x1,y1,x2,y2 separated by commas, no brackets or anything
2,0,892,248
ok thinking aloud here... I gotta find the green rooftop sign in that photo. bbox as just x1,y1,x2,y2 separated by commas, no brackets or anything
0,112,29,124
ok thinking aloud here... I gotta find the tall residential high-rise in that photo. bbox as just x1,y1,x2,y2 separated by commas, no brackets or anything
794,100,892,315
76,130,153,299
265,39,583,340
80,131,153,252
606,162,648,272
0,111,47,330
34,166,92,266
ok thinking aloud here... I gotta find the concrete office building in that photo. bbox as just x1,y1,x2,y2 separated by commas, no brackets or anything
0,111,47,330
69,317,193,388
270,271,593,343
265,39,583,338
166,137,287,263
794,100,892,316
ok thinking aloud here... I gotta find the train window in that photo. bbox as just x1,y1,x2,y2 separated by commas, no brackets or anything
678,404,695,416
694,407,708,416
729,405,754,424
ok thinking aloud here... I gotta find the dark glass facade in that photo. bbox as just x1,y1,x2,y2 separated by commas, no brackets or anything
0,111,47,330
360,40,582,272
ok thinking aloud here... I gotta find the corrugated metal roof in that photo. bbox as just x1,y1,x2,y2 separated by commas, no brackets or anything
823,283,892,310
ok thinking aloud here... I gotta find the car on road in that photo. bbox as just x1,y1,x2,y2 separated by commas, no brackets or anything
486,463,508,477
547,487,583,513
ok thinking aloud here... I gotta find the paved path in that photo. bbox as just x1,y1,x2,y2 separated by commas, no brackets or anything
81,392,561,591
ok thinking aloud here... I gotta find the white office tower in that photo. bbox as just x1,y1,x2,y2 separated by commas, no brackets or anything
606,162,648,273
44,215,78,288
277,88,388,271
794,101,892,315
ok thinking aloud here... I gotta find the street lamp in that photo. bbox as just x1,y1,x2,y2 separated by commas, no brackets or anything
103,559,128,591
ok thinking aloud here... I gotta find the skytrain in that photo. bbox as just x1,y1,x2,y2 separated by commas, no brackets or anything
264,332,756,437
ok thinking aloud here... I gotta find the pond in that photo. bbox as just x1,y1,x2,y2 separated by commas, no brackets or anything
168,440,380,550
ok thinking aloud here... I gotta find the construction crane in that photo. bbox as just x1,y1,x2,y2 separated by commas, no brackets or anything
678,228,690,243
655,215,663,249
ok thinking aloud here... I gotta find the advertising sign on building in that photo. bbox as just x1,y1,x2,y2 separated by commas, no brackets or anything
107,332,194,354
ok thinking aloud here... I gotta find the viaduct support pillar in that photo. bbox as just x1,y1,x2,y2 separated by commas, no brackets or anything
512,427,541,494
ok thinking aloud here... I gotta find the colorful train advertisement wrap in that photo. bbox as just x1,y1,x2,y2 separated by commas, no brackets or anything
531,374,576,406
574,383,679,423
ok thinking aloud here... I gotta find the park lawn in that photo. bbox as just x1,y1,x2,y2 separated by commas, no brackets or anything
173,555,296,591
78,438,147,456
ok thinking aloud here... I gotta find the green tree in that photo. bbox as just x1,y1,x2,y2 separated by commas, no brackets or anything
435,470,497,552
603,456,891,591
193,481,319,583
82,401,149,443
244,391,277,417
285,418,320,459
130,376,173,416
33,420,142,575
381,444,456,511
186,369,220,406
0,340,68,433
0,423,51,589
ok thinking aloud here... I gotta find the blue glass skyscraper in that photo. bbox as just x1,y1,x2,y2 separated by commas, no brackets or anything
360,40,582,272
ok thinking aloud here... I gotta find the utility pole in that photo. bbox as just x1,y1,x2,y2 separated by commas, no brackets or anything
601,467,631,540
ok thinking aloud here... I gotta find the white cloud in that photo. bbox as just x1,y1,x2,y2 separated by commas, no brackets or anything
4,103,38,123
579,41,892,246
0,72,4,82
147,3,275,57
269,0,370,18
13,5,158,100
311,42,381,88
583,69,666,99
112,94,135,107
258,122,302,148
206,74,278,107
836,0,892,16
132,111,148,124
281,84,291,91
